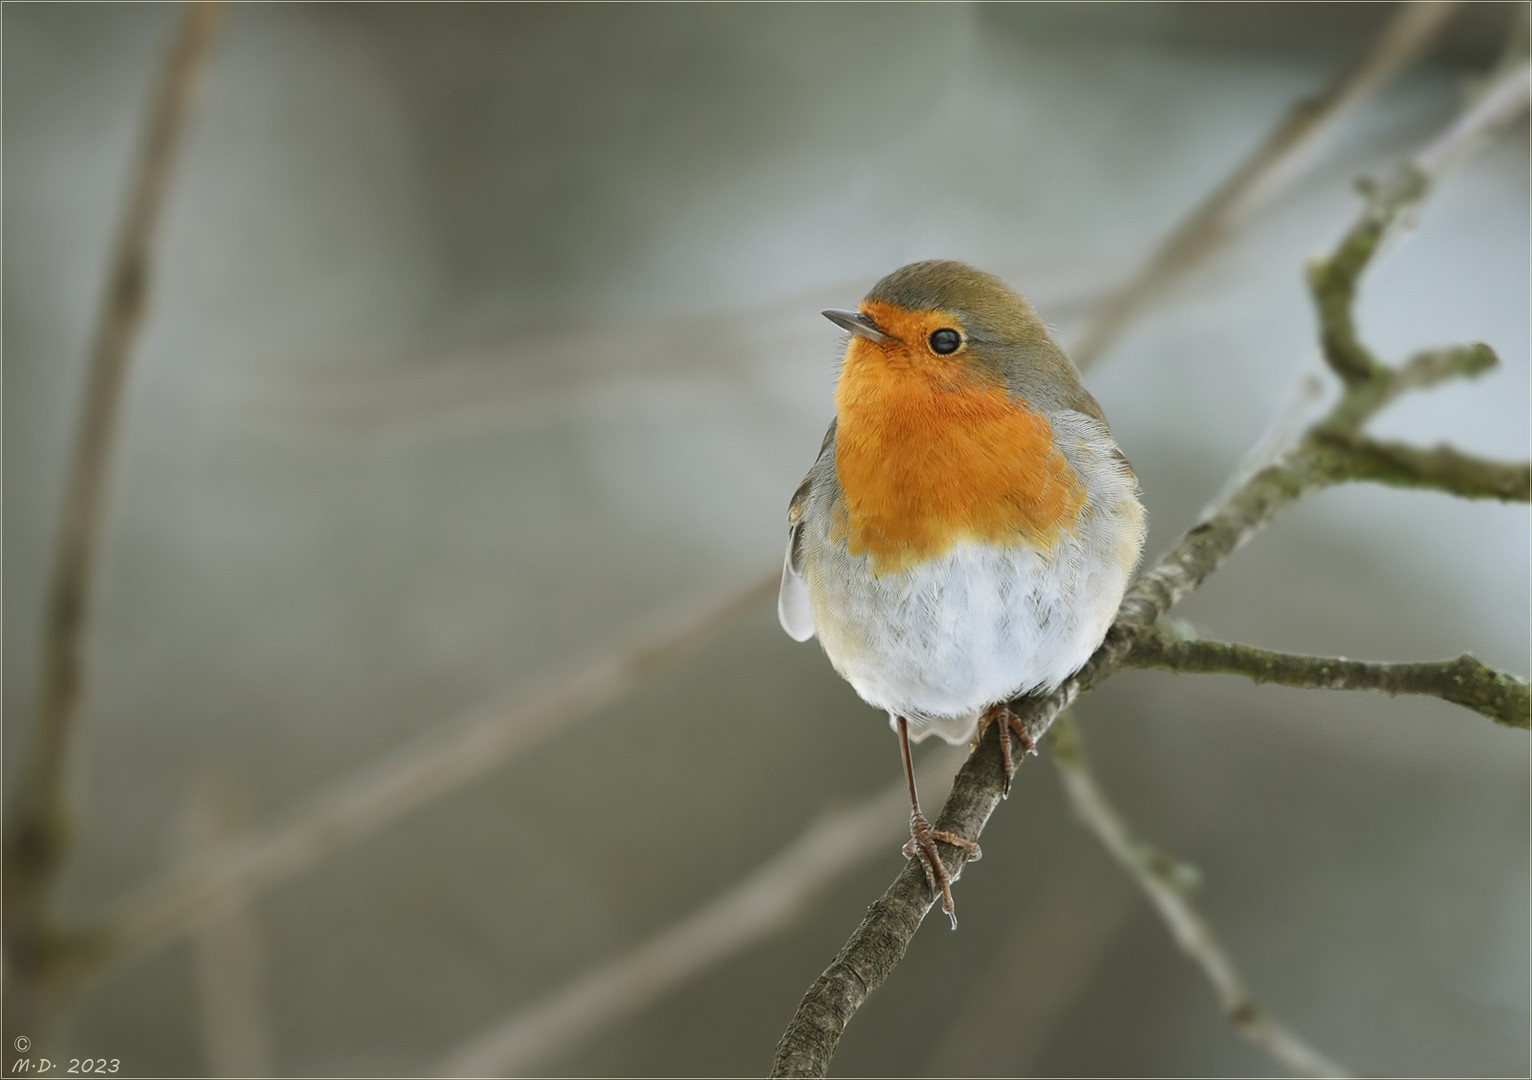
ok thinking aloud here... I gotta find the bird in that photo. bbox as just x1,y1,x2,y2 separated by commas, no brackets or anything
778,260,1147,928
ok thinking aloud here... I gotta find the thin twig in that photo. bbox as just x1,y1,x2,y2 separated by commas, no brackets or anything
1317,432,1531,502
1071,0,1460,368
1127,626,1530,729
769,58,1527,1078
1314,342,1499,435
90,573,776,967
433,750,962,1077
1049,718,1353,1079
1305,57,1529,389
2,0,224,1028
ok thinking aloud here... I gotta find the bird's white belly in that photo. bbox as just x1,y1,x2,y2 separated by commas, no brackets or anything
807,528,1132,745
789,408,1145,745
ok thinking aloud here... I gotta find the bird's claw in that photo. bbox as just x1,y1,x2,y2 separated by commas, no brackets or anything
973,704,1036,798
903,812,981,930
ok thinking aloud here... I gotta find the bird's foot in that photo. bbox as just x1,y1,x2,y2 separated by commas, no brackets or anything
971,703,1036,798
902,811,981,930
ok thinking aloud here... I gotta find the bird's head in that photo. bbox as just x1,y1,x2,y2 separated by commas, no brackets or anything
824,259,1083,409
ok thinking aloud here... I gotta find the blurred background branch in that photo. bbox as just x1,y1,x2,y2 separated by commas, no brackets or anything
3,0,223,1038
1070,0,1461,369
1049,716,1351,1079
182,775,274,1079
95,572,775,965
432,749,961,1078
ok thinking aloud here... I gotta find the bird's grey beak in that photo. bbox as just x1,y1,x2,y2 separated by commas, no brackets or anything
822,308,892,344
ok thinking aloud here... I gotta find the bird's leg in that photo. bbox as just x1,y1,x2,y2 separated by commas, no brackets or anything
970,702,1035,798
896,716,980,930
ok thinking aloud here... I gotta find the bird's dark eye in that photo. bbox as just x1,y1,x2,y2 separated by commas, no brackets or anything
928,328,962,355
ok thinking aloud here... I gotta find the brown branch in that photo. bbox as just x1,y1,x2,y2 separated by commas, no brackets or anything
1050,718,1353,1078
769,55,1528,1080
3,0,224,1027
1071,0,1460,368
1128,626,1530,730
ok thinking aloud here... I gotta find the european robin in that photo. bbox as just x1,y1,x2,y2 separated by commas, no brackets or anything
778,260,1147,928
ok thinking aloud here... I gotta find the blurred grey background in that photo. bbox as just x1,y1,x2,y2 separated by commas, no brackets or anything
4,3,1527,1076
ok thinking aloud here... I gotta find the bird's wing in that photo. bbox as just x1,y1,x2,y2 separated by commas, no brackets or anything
1058,389,1139,480
778,418,835,642
1047,408,1142,499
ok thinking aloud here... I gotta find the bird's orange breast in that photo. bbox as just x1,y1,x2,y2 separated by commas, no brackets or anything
832,335,1086,576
